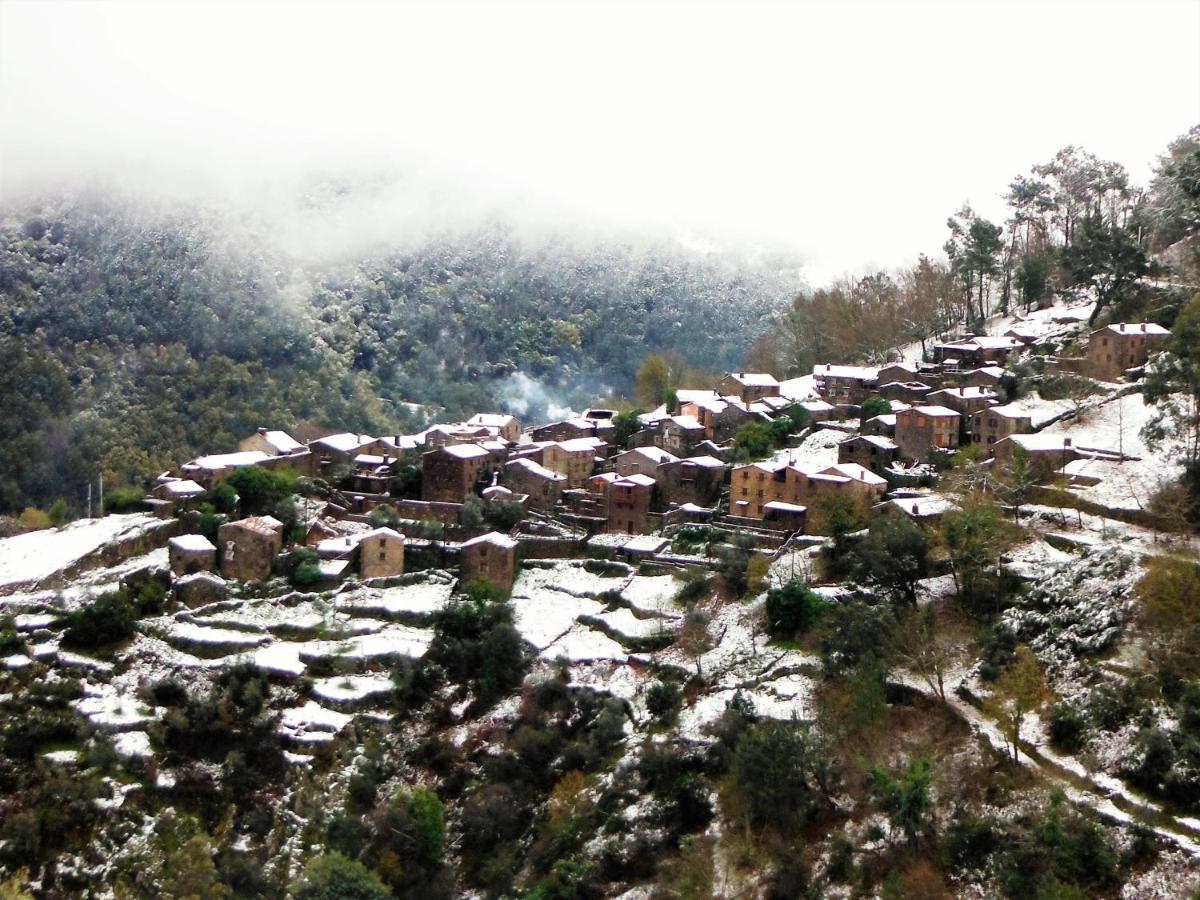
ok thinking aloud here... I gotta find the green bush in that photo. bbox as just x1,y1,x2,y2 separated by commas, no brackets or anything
764,581,828,639
1047,701,1088,753
104,486,146,514
59,591,136,650
223,466,297,517
645,681,683,723
294,853,392,900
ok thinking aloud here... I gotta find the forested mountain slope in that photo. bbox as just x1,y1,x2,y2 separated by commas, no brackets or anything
0,193,792,513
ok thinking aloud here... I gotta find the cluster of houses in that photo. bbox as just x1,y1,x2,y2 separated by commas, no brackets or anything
149,315,1173,596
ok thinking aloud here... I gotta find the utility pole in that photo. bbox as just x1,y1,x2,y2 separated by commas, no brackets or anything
87,482,92,519
98,474,104,518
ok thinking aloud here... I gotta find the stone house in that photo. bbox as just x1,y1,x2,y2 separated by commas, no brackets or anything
460,532,519,590
719,372,782,403
762,501,808,532
790,464,888,508
935,336,1022,367
531,419,596,443
960,366,1008,389
877,381,933,404
238,428,305,456
423,424,498,449
168,533,216,576
466,413,522,442
615,446,678,478
181,450,272,489
812,364,879,405
863,413,897,438
606,474,654,534
657,415,706,456
894,405,961,462
680,396,729,440
991,433,1078,479
1086,323,1170,381
153,479,207,504
730,462,790,519
358,527,406,580
543,438,605,488
422,444,493,503
926,386,999,437
310,433,380,471
655,455,725,509
217,515,284,581
876,362,921,387
970,405,1032,448
837,434,898,475
502,457,567,510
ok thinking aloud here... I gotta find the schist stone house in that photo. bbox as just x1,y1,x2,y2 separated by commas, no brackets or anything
615,446,678,478
719,372,781,403
168,533,216,576
358,527,406,580
971,405,1033,447
422,444,493,503
991,433,1078,478
238,428,305,457
837,434,899,475
531,419,596,443
1086,323,1170,381
813,364,878,405
502,457,566,510
935,335,1023,368
218,515,284,581
465,413,522,442
542,437,606,488
894,405,961,462
181,451,272,489
730,461,886,520
926,386,999,436
657,416,706,456
460,532,519,589
656,455,725,508
606,474,655,534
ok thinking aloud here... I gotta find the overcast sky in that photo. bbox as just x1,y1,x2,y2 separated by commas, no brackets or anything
2,0,1198,281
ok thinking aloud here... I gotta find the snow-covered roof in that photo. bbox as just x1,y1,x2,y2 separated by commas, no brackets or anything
663,415,704,431
764,500,807,512
467,413,517,428
997,433,1077,451
678,455,725,468
440,443,490,460
160,479,206,497
726,372,780,387
313,433,376,453
615,474,657,488
184,450,271,471
169,534,216,553
884,495,958,518
354,454,389,467
228,515,283,536
482,485,514,498
929,386,999,401
867,414,897,426
558,437,606,452
360,527,405,543
799,399,835,412
967,365,1008,378
676,389,721,404
841,434,897,450
507,457,566,481
813,363,879,380
258,430,304,453
461,532,518,550
1094,322,1170,336
378,433,426,451
905,405,960,418
619,446,679,465
975,404,1031,420
818,463,888,486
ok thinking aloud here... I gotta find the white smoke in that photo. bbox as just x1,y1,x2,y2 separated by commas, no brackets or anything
497,372,575,425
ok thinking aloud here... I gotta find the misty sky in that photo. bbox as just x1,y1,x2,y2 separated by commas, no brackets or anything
2,0,1198,282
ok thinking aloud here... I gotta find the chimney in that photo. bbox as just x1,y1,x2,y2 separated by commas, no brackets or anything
912,503,919,515
960,386,965,395
1064,437,1072,447
1140,323,1146,333
258,427,268,435
826,363,832,371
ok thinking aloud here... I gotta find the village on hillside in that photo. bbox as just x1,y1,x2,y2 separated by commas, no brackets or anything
134,299,1179,598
